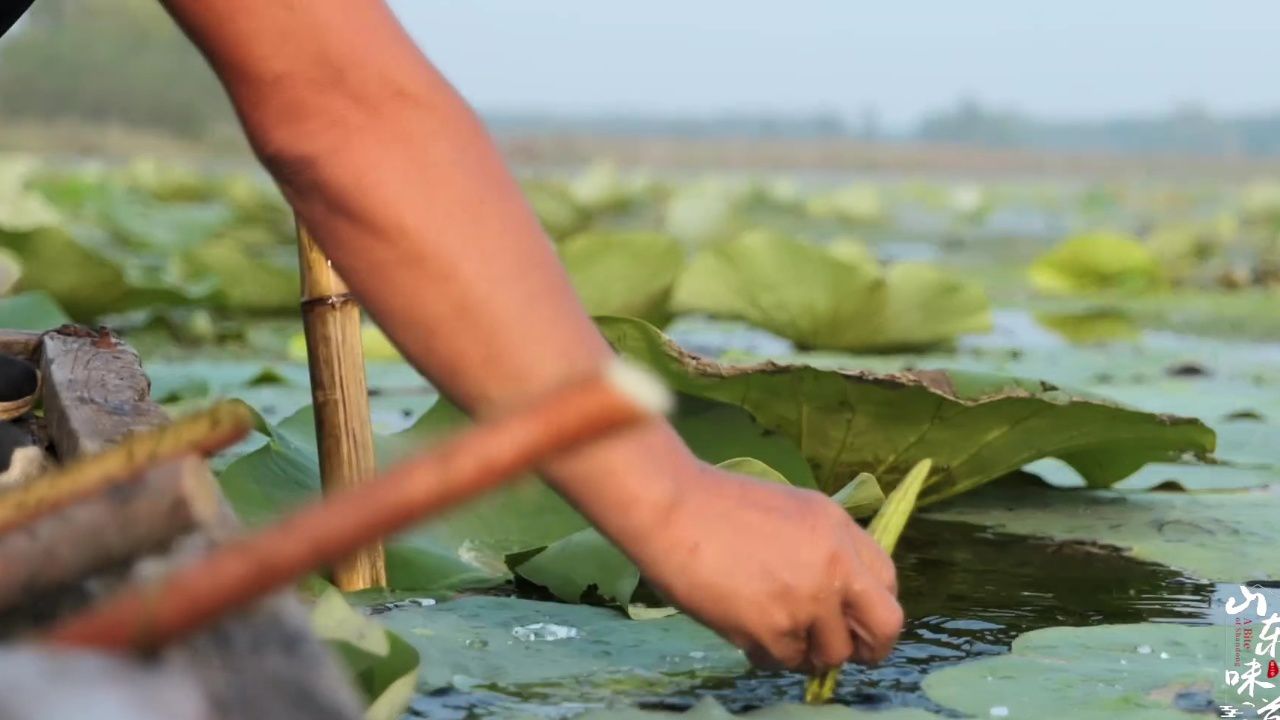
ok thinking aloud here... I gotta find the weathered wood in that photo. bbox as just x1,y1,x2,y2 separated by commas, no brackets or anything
118,532,365,720
0,330,40,363
297,224,386,591
32,329,363,720
39,329,169,459
0,455,220,612
0,400,250,535
0,646,212,720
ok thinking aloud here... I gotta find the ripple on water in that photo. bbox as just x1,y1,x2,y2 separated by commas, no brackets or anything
410,518,1215,718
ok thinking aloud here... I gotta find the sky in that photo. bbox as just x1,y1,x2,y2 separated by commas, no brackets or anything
388,1,1278,129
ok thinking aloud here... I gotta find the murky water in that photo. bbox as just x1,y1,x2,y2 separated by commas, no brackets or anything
405,517,1215,718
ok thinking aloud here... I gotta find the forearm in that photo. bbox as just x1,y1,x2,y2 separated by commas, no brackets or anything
161,0,690,541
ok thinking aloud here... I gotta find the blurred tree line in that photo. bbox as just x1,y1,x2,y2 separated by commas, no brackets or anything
918,97,1280,157
0,0,236,138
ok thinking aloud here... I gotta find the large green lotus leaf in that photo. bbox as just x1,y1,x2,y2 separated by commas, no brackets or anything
523,181,588,240
577,697,938,719
0,159,62,232
218,399,589,591
671,398,818,490
598,316,1215,501
925,483,1277,582
881,262,993,349
1029,231,1167,295
923,623,1219,720
670,231,989,352
560,230,684,326
309,587,419,720
670,231,887,351
183,228,299,312
0,290,69,330
0,223,214,320
375,596,746,697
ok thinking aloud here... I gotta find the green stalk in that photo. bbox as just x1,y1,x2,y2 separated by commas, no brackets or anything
803,458,932,705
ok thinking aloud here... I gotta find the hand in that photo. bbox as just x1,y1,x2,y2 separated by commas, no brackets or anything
622,463,904,672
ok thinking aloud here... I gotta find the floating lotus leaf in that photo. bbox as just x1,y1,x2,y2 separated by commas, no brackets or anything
926,483,1277,582
1029,231,1166,295
805,184,885,225
671,231,990,352
922,623,1220,720
560,230,684,325
663,179,746,245
524,181,588,240
0,290,70,331
578,697,939,719
309,587,420,720
599,316,1215,501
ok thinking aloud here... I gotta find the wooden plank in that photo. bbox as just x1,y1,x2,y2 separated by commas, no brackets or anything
39,328,168,459
0,455,220,612
33,327,363,720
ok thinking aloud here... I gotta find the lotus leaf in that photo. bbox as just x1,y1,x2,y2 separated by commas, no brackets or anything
577,697,938,719
310,587,420,720
560,230,684,325
671,231,990,351
598,316,1215,502
922,623,1220,720
1029,231,1166,295
925,483,1277,582
805,185,885,225
0,290,69,330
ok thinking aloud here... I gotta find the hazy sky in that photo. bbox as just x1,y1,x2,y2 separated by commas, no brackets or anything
388,1,1277,128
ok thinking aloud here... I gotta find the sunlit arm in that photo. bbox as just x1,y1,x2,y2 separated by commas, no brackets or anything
157,0,687,540
158,0,903,672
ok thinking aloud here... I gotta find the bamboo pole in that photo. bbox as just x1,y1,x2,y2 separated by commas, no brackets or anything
296,223,386,591
43,361,671,651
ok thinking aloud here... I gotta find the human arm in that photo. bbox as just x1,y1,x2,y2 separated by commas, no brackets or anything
158,0,902,670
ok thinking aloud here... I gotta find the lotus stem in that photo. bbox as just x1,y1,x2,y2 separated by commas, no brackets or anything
43,360,671,651
804,458,933,705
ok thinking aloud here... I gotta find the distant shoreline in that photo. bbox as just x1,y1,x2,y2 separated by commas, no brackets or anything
3,117,1277,181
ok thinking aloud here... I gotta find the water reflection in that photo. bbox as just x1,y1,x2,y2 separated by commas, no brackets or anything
409,518,1214,718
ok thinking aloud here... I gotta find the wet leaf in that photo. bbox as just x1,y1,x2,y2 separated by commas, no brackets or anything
600,316,1216,502
375,596,746,698
925,483,1277,582
923,623,1219,720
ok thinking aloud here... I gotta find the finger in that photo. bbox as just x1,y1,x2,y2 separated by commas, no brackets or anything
746,614,809,671
807,603,855,672
843,582,904,665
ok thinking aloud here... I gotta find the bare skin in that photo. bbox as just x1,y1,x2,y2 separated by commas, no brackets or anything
160,0,902,672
